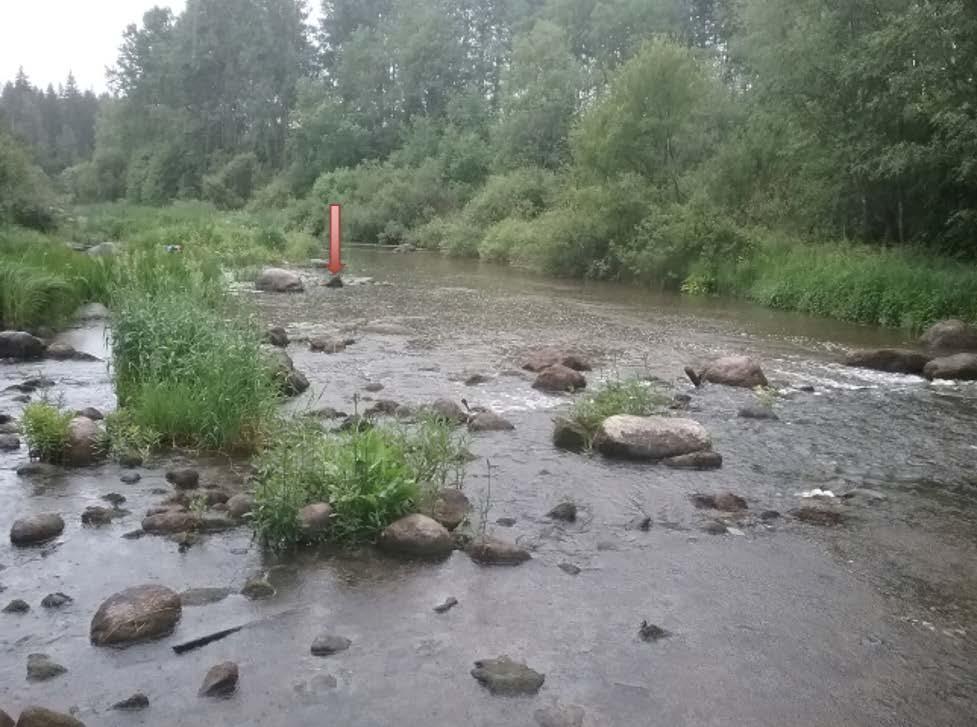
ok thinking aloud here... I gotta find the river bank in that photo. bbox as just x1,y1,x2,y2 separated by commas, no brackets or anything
2,248,977,725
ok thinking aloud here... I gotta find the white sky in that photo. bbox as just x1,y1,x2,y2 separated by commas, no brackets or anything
0,0,186,93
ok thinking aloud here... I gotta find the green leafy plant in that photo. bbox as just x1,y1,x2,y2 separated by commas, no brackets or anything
568,378,668,448
21,402,73,463
252,417,470,549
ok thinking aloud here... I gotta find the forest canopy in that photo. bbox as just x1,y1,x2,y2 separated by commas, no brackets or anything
2,0,977,267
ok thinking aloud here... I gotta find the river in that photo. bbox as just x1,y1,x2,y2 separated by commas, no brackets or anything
2,248,976,726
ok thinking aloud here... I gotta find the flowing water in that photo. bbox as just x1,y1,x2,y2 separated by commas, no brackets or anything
2,249,976,726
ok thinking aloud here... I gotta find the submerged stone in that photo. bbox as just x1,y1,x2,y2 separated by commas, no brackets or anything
471,656,545,695
90,584,182,647
199,661,239,697
310,634,352,656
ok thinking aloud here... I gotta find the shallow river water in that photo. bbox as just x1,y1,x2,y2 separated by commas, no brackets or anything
2,249,977,726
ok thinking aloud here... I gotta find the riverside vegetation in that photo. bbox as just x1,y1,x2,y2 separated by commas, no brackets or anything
2,0,977,331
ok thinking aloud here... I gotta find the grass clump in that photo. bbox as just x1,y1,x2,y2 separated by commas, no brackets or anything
568,378,668,447
21,402,73,463
111,287,279,452
252,417,469,549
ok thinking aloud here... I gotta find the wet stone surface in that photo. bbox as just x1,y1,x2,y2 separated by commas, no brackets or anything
2,255,977,726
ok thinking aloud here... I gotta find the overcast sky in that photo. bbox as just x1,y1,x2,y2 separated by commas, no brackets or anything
0,0,186,93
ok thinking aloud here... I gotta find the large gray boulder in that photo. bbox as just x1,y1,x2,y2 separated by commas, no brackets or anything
90,584,182,646
532,365,587,392
65,416,103,466
430,489,471,531
923,353,977,381
920,319,977,352
594,415,711,461
466,535,531,565
141,510,201,534
0,331,46,360
45,342,99,361
256,268,303,293
698,355,767,388
14,707,85,727
844,348,931,376
522,348,592,372
10,514,64,546
378,514,454,557
262,347,309,396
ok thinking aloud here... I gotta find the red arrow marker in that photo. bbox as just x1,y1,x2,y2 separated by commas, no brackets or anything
327,204,343,274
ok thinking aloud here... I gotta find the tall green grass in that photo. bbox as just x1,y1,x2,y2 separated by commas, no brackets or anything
252,417,469,548
0,226,116,330
111,279,279,452
734,238,977,330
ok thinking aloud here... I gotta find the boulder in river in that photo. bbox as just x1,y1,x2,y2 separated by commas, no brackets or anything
662,450,723,470
428,398,467,424
552,417,588,452
265,326,289,347
0,709,11,727
310,634,352,656
522,348,592,372
255,268,303,293
4,599,30,613
594,415,711,461
431,489,471,531
226,493,254,519
532,364,587,392
26,653,67,682
297,502,332,536
141,510,200,534
309,336,347,353
241,576,275,600
843,348,931,376
690,492,748,512
0,434,20,450
920,319,977,352
45,342,99,361
547,502,577,522
923,353,977,381
263,347,310,397
466,535,531,565
698,355,768,388
165,468,200,489
111,693,150,711
467,410,514,432
41,592,72,608
199,661,239,697
90,584,182,647
0,331,46,360
10,514,64,546
378,514,454,557
471,656,545,695
12,707,85,727
65,416,103,466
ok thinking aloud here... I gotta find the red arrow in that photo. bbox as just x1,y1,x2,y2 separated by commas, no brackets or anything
327,204,343,274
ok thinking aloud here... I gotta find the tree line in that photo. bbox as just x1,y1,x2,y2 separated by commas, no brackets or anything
3,0,977,263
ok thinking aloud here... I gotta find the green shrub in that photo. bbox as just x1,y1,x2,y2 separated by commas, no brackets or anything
568,378,668,447
252,417,469,548
464,168,557,228
21,402,73,463
479,217,536,263
111,287,279,452
0,129,58,231
202,153,260,210
613,203,754,292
